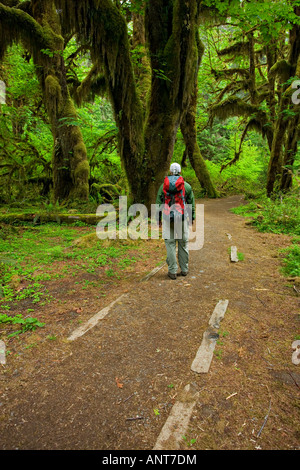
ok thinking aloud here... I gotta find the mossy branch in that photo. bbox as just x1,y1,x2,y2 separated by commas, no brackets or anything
210,96,258,120
217,41,250,57
74,64,107,106
269,59,293,82
215,80,247,102
220,118,260,172
91,182,121,195
211,67,250,80
0,3,63,61
1,0,18,6
55,0,145,157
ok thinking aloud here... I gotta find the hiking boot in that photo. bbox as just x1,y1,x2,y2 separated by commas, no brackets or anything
180,271,188,276
168,272,177,280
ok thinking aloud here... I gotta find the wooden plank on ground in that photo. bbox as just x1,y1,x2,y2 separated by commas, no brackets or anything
191,300,229,374
230,246,239,262
209,299,229,329
292,340,300,365
140,262,166,282
153,383,198,450
190,330,220,374
67,294,127,341
0,340,6,365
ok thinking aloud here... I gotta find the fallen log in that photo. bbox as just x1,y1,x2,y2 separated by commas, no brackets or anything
0,212,115,226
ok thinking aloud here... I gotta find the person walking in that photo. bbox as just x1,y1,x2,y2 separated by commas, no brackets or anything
156,162,195,280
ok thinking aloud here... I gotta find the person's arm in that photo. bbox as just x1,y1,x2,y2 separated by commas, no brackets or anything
185,184,195,221
156,183,164,205
156,184,164,222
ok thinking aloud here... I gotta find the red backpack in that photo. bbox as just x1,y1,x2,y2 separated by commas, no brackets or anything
163,175,186,221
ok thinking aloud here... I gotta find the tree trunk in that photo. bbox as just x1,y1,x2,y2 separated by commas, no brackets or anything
42,64,90,202
267,5,300,196
0,1,90,202
280,115,300,192
31,0,89,202
180,32,218,198
132,6,151,110
267,118,290,199
140,0,202,207
181,90,219,198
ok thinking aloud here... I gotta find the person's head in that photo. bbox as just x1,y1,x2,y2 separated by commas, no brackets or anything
170,163,181,175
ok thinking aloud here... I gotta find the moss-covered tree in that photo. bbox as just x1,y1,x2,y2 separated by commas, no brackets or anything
0,0,90,202
267,5,300,195
207,1,300,196
53,0,217,207
180,30,218,197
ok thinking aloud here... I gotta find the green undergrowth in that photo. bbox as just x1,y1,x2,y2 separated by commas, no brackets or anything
0,313,45,338
232,193,300,235
231,192,300,277
0,222,157,334
280,242,300,277
179,137,268,198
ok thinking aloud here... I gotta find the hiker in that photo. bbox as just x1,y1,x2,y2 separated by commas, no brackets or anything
156,162,195,280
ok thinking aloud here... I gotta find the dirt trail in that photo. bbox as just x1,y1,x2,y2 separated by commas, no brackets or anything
0,195,299,450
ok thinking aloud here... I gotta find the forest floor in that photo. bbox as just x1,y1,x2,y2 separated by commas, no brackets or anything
0,195,299,451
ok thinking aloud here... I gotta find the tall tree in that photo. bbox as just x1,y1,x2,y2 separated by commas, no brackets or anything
267,4,300,194
206,0,300,196
0,0,90,202
180,29,217,196
54,0,218,207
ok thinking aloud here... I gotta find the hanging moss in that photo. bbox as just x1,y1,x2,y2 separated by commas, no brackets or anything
266,9,300,197
74,65,107,106
211,67,250,80
218,41,250,57
210,97,258,121
269,59,293,82
0,3,63,63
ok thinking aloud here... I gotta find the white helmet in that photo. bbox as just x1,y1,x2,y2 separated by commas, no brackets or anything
170,162,181,175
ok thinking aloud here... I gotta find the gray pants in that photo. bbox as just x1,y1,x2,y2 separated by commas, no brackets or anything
163,218,189,275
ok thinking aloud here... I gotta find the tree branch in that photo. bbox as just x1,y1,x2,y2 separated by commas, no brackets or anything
0,2,62,61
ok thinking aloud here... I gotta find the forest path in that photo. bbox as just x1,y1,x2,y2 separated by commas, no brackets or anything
0,195,299,451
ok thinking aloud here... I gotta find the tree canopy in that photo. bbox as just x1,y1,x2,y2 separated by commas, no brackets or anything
0,0,299,207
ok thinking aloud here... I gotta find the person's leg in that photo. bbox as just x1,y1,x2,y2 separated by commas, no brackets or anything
165,238,177,275
163,220,177,276
178,219,189,274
